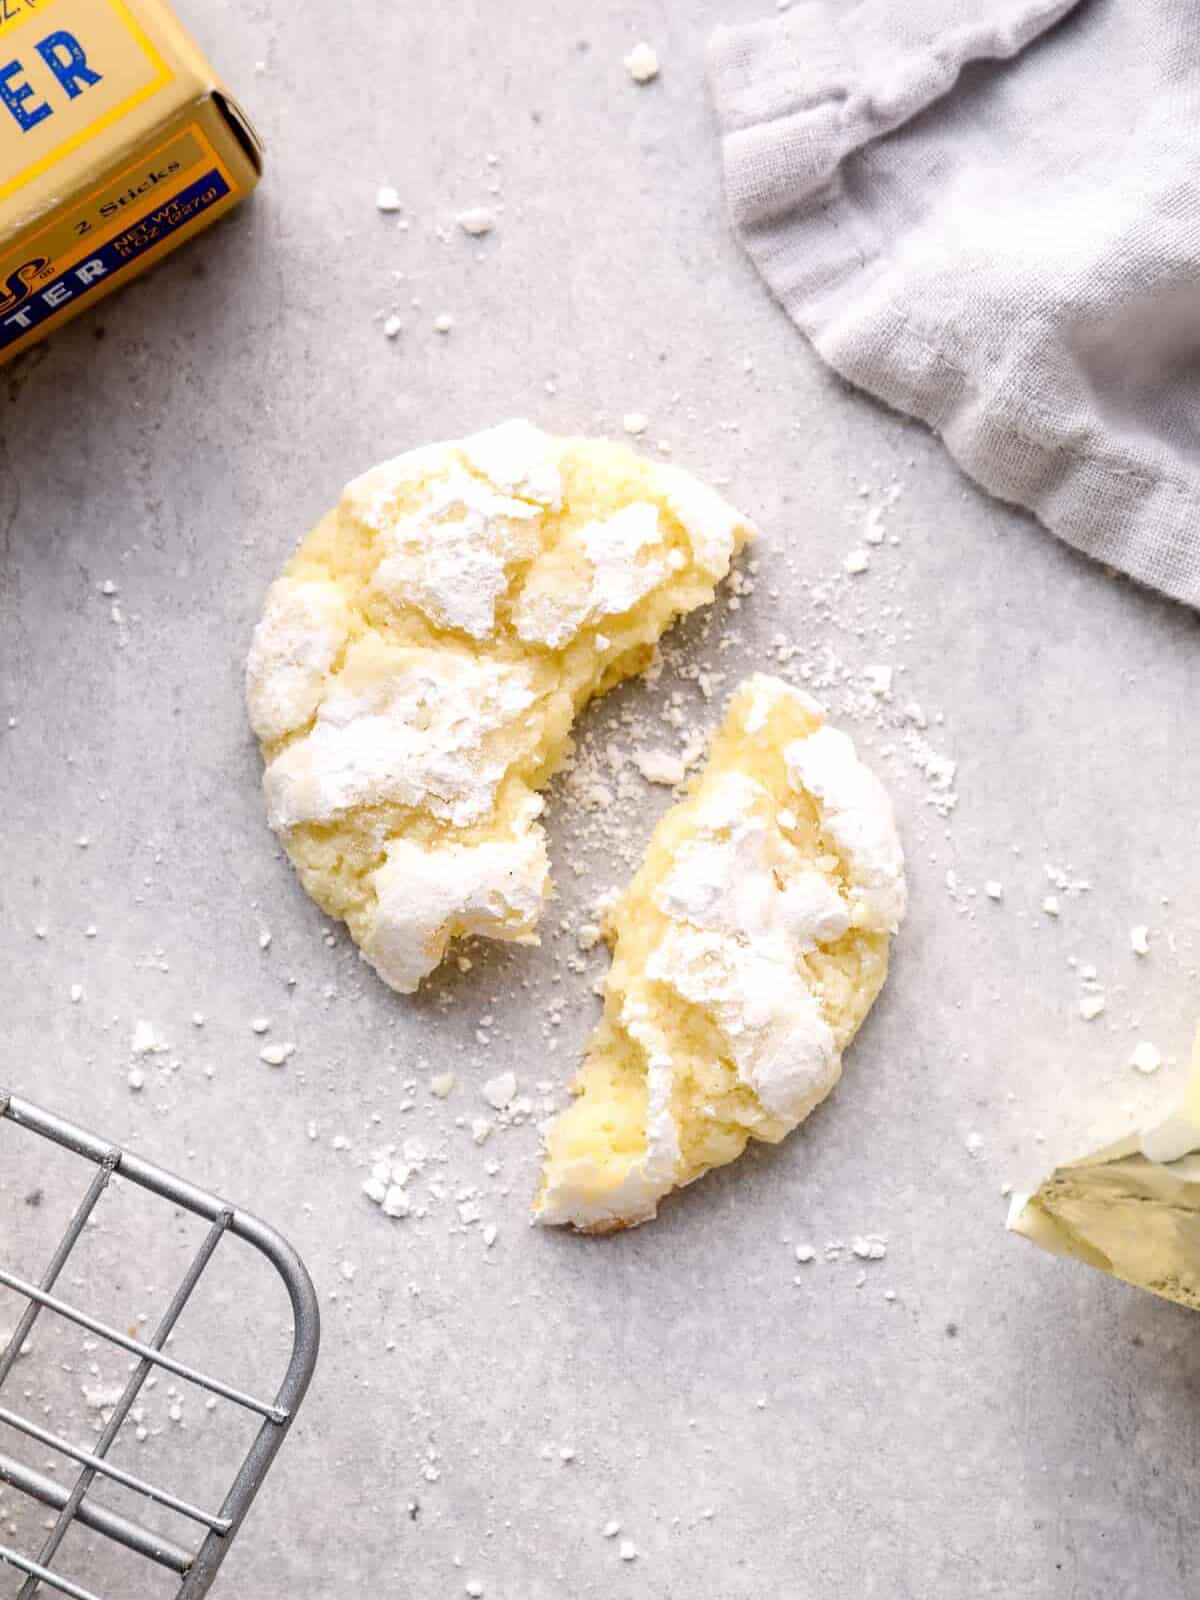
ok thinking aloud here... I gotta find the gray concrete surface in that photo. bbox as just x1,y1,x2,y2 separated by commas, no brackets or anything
3,2,1200,1597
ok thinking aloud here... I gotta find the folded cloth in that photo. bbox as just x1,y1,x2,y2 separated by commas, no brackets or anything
709,0,1200,609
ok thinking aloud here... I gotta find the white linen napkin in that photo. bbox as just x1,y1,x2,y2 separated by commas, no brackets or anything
709,0,1200,608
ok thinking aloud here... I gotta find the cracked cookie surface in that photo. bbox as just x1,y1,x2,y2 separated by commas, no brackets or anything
246,420,753,992
535,674,906,1232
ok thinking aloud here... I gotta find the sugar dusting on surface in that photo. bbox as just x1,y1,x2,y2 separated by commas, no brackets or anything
49,425,1192,1545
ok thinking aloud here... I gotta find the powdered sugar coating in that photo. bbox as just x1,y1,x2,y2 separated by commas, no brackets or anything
536,1008,680,1231
262,645,537,831
654,461,755,577
370,468,544,640
246,579,351,745
536,674,906,1231
513,502,674,649
247,420,753,993
785,726,908,932
363,822,550,993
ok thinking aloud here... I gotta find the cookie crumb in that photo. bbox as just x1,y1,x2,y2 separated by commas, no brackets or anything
851,1234,887,1260
624,42,659,83
456,206,495,236
482,1072,516,1110
130,1020,159,1056
633,747,686,786
1130,1041,1161,1075
863,664,892,696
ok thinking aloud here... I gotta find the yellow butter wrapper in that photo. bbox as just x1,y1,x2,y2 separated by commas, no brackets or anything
0,0,261,364
1008,1031,1200,1311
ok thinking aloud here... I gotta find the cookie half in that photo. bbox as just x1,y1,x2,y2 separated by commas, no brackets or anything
246,420,753,992
535,674,906,1232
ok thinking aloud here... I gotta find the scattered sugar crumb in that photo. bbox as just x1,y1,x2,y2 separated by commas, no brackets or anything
1130,1041,1161,1075
260,1042,295,1067
633,747,686,786
383,315,403,339
965,1131,984,1157
1130,924,1150,956
127,1067,145,1092
434,312,454,333
622,412,649,436
1045,863,1090,896
984,881,1004,902
376,184,401,213
130,1020,160,1056
456,206,495,236
794,1244,815,1264
1079,993,1106,1021
619,1540,639,1562
431,1072,456,1099
851,1234,887,1260
1042,896,1060,917
863,664,892,697
843,547,870,576
624,42,659,83
603,1520,621,1539
482,1072,517,1110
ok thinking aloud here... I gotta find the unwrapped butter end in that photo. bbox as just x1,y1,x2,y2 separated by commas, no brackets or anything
1008,1029,1200,1312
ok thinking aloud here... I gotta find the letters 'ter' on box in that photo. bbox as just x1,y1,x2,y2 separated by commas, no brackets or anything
0,0,262,365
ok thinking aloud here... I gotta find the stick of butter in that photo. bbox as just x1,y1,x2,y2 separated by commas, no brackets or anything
0,0,261,366
1008,1030,1200,1311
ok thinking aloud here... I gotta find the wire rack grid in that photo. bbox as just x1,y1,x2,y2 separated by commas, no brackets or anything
0,1088,320,1600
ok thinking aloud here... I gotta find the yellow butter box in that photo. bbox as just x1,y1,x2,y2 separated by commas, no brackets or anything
0,0,261,364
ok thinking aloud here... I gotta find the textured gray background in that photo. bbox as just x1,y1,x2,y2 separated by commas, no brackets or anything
2,2,1199,1597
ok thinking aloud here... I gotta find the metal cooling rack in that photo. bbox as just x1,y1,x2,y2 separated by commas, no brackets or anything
0,1089,320,1600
